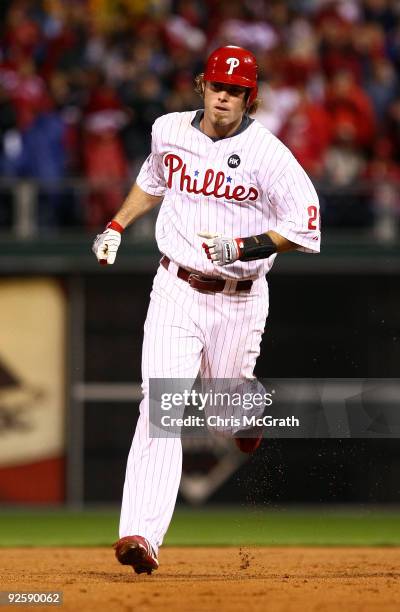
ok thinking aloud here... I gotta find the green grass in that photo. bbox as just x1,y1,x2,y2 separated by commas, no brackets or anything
0,507,400,547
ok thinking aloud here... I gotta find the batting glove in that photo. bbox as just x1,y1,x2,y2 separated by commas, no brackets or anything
198,231,241,266
92,220,124,265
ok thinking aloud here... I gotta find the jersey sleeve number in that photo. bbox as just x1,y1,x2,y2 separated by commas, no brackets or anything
307,205,318,230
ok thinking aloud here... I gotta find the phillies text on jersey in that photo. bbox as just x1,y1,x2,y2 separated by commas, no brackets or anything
136,110,321,280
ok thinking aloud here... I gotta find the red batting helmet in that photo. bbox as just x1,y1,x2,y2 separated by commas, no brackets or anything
204,45,258,107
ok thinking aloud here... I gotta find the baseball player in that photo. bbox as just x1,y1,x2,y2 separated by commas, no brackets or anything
92,45,321,575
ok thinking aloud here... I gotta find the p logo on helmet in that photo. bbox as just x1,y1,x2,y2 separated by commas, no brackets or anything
204,45,258,108
226,57,240,75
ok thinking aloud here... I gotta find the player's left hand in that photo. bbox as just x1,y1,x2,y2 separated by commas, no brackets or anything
198,231,240,266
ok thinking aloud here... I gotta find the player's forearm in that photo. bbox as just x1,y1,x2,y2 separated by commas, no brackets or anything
113,183,163,229
200,230,300,266
235,230,297,262
266,231,298,253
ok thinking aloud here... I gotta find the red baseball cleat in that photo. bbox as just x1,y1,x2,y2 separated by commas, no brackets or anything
234,435,262,453
114,536,159,575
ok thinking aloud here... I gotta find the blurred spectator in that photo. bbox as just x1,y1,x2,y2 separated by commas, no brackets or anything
48,71,82,175
256,80,300,135
0,83,17,227
164,0,207,53
215,14,279,54
120,72,167,168
82,71,129,229
325,124,367,187
0,84,18,170
317,14,363,82
365,137,400,240
278,87,332,178
1,103,74,230
322,122,370,227
0,58,50,130
325,70,376,148
3,3,42,60
362,0,399,33
352,21,388,80
386,97,400,162
38,3,87,82
165,75,199,113
364,58,399,121
21,109,68,229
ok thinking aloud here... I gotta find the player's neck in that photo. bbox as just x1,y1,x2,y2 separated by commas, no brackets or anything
200,112,244,140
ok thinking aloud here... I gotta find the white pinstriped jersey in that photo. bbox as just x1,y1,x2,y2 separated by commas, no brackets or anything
136,110,320,280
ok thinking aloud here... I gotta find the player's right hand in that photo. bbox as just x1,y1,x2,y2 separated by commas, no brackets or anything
92,221,124,265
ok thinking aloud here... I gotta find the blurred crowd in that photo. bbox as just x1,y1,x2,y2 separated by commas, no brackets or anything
0,0,399,233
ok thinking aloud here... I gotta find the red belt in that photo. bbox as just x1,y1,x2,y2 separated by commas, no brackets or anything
161,255,253,293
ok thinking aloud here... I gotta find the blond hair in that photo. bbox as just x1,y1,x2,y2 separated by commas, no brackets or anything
194,73,261,115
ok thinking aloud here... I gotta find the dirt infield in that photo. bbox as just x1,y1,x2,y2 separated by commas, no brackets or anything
3,547,400,611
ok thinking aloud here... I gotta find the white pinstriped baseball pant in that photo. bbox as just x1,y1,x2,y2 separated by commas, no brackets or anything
119,261,269,552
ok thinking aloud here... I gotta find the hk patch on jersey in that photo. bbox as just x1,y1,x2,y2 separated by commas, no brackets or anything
228,154,241,169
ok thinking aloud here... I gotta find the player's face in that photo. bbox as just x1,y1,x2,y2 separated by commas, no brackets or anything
203,81,247,131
